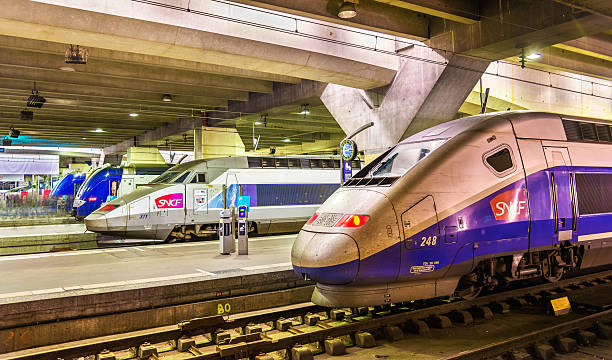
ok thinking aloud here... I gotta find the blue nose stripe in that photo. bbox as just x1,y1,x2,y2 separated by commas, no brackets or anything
293,259,359,285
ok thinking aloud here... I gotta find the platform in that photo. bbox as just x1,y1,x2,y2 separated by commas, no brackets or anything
0,233,304,329
0,216,78,227
0,223,97,255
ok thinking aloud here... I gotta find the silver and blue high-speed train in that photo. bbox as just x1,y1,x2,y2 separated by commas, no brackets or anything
292,111,612,307
85,156,361,243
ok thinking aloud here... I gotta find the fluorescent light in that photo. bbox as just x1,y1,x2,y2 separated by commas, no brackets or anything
526,53,541,60
282,138,291,142
162,94,172,102
129,112,139,117
254,121,262,125
59,66,76,72
92,128,104,133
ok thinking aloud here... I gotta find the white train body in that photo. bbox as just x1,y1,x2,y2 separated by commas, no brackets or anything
85,156,359,242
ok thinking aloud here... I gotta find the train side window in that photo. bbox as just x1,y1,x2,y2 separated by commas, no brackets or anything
483,145,516,177
190,173,206,183
575,173,612,215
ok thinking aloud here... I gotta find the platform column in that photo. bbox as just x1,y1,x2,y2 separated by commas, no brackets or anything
321,45,489,160
194,126,203,160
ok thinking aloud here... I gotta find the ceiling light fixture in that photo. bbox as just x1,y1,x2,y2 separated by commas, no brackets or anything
92,128,105,133
20,110,33,121
65,44,87,64
129,112,139,117
59,66,76,72
27,83,46,108
337,1,357,19
525,53,542,60
299,104,310,116
162,94,172,102
254,121,262,125
282,138,291,142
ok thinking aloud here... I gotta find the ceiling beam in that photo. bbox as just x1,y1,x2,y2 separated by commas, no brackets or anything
430,1,612,60
0,80,228,108
0,0,397,89
104,117,203,155
551,0,612,18
227,0,430,38
0,65,250,101
0,35,302,85
371,0,479,24
0,47,274,94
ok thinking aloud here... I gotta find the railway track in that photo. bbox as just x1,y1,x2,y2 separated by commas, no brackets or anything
5,269,612,360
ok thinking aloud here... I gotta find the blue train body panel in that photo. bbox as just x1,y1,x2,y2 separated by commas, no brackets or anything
50,173,86,197
295,165,612,286
75,168,123,218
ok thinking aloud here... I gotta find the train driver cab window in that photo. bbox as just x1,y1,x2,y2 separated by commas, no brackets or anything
173,171,191,183
190,173,206,183
364,139,447,178
483,145,515,176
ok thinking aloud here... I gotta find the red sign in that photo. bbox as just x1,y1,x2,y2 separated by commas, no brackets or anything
88,197,97,201
490,188,529,221
155,193,183,209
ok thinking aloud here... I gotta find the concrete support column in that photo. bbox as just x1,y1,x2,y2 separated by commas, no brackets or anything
321,44,489,156
201,127,246,159
194,126,203,160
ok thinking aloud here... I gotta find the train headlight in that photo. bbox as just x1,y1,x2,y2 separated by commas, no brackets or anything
306,213,319,225
336,214,370,228
99,204,115,212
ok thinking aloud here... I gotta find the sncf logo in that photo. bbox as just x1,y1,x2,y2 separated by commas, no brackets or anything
155,193,183,209
490,188,529,221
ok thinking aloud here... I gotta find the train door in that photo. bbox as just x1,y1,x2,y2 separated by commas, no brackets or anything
543,147,576,245
397,195,441,283
186,172,208,224
128,196,151,236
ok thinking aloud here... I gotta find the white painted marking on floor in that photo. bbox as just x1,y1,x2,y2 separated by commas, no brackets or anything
0,291,33,299
31,288,64,295
240,262,292,271
0,248,126,262
62,286,83,291
141,235,296,250
196,268,217,276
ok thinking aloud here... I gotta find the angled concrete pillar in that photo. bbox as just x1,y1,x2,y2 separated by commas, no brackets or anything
201,127,245,159
194,127,203,160
321,44,489,155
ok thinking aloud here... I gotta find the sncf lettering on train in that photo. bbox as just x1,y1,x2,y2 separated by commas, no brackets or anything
489,188,528,221
155,193,184,209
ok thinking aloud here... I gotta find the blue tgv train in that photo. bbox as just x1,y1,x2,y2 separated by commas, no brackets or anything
50,172,86,198
292,111,612,307
72,165,167,219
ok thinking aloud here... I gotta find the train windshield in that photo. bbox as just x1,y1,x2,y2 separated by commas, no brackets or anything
150,171,182,184
367,139,446,178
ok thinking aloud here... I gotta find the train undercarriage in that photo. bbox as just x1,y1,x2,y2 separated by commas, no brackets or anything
455,242,582,299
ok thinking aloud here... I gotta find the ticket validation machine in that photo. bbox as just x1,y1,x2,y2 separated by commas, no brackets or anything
219,208,235,255
237,205,248,255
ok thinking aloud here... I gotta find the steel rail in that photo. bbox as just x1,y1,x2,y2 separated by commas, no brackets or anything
7,269,612,360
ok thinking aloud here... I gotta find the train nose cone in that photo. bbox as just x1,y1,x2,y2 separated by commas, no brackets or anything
84,213,108,232
292,230,359,285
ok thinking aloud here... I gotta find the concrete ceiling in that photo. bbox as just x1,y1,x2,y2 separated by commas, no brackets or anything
0,0,609,155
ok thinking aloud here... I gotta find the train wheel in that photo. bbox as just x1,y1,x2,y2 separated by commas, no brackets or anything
459,285,482,301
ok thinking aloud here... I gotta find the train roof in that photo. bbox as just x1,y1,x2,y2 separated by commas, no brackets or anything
164,156,363,173
401,111,612,145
